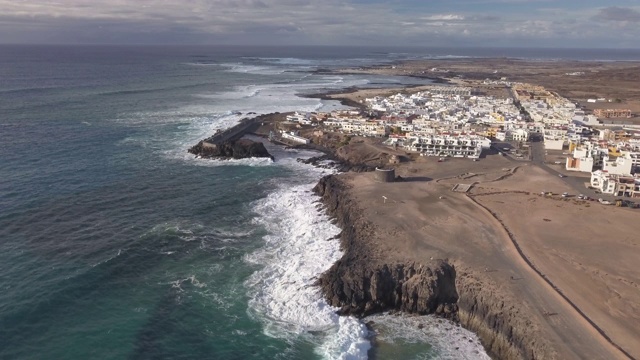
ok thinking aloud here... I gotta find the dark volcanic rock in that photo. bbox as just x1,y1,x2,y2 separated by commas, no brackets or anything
188,139,273,160
298,154,375,173
313,175,458,317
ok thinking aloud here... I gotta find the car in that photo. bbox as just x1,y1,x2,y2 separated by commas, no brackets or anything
578,194,584,199
562,192,569,198
558,174,566,178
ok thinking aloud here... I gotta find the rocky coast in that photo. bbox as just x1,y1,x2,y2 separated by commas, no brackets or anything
187,81,638,359
309,154,637,360
313,175,553,360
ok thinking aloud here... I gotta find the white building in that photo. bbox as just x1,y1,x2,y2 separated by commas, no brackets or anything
591,170,640,197
508,129,529,142
543,128,568,150
403,135,491,159
281,131,310,144
286,112,312,125
565,142,606,173
602,155,634,176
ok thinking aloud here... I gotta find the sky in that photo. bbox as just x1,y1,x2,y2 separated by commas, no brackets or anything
1,0,640,48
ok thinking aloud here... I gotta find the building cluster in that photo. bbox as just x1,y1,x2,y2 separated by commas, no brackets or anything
512,84,640,198
565,131,640,197
593,109,632,119
365,88,517,158
282,83,640,198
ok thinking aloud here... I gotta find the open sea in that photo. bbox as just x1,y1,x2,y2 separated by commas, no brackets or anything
1,45,638,360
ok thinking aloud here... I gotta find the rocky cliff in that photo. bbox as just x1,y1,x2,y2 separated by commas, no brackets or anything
188,138,273,160
313,175,554,360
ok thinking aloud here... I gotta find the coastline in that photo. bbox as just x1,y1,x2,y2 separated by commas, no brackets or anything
186,56,640,359
187,113,633,360
312,174,551,360
311,168,636,360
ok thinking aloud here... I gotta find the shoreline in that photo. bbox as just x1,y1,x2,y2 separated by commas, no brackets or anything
187,114,631,360
187,57,640,358
312,175,551,360
312,168,635,360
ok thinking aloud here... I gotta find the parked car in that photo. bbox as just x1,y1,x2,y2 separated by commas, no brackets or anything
558,174,566,178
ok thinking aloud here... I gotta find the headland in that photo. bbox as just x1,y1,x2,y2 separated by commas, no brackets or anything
190,57,640,360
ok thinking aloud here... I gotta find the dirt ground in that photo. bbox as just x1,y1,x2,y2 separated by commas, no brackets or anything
472,166,640,358
336,152,638,359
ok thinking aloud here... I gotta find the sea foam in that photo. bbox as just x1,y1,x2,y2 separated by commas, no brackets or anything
246,166,370,360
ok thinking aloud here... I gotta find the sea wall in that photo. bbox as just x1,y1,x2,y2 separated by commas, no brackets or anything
188,113,276,160
313,174,554,360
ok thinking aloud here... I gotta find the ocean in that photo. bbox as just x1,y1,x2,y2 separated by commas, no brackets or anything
1,45,636,360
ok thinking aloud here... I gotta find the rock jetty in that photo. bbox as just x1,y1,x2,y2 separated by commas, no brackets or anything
188,138,273,160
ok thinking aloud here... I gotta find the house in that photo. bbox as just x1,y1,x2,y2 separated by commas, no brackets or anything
591,170,640,197
602,155,634,176
281,131,310,144
404,135,491,159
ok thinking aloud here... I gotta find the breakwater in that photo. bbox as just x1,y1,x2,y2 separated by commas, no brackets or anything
188,113,277,160
201,114,269,145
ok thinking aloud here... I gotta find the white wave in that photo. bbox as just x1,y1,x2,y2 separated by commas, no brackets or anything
113,70,363,163
183,62,224,67
189,156,274,168
367,313,490,360
218,62,288,75
246,173,371,360
169,275,207,292
256,57,319,67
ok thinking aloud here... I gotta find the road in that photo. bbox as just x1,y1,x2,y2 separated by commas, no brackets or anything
528,139,619,201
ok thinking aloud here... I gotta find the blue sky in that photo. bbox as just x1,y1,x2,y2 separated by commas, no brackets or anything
0,0,639,47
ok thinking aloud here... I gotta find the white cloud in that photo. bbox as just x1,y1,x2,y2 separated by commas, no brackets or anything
422,14,465,21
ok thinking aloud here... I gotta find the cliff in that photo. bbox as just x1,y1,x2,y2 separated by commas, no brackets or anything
313,175,554,360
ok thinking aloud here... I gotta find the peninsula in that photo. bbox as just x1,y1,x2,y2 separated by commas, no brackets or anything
190,58,640,360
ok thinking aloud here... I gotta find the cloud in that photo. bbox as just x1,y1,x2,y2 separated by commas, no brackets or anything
422,14,465,21
594,6,640,22
0,1,638,47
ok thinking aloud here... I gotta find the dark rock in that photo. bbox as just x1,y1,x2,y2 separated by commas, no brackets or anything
313,175,459,318
299,154,375,173
188,138,273,160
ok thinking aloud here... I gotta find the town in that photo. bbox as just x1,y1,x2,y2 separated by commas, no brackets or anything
276,83,640,203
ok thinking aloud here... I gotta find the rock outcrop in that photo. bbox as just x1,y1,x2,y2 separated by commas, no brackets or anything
313,174,554,360
298,154,375,173
314,175,457,317
188,138,273,160
319,259,460,318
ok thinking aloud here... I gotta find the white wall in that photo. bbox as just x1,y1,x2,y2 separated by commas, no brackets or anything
544,139,565,150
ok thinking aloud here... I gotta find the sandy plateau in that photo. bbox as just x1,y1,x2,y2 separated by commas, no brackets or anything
326,145,639,359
